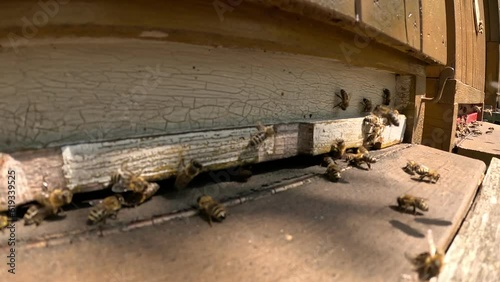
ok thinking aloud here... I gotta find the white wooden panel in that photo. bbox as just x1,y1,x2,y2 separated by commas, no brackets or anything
0,39,397,152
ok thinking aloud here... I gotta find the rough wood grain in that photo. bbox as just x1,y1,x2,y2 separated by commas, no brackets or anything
360,0,407,45
421,0,447,64
0,38,398,153
485,42,500,107
440,79,485,104
472,0,486,91
5,144,486,282
485,0,500,42
0,117,407,210
440,157,500,282
404,0,421,50
457,122,500,166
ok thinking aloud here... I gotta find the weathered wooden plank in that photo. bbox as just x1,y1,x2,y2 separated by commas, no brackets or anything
473,0,486,91
421,0,447,64
0,38,399,153
0,117,407,211
485,0,500,42
440,79,485,104
360,0,407,47
405,0,421,50
485,42,500,107
457,122,500,166
440,157,500,282
465,0,474,86
4,144,486,282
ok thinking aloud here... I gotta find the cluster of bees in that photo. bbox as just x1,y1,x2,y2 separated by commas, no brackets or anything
1,120,278,230
456,119,494,138
333,88,392,115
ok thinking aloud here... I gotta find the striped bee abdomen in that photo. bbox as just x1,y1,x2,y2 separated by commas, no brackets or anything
209,203,226,222
249,132,268,147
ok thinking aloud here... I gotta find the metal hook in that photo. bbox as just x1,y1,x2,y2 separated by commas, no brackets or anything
421,67,455,104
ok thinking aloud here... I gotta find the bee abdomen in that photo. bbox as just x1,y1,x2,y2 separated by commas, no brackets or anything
249,132,267,147
362,154,377,163
87,208,106,224
386,113,400,126
209,204,226,222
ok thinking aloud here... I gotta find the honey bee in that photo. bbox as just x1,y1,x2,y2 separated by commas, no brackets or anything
121,182,160,207
174,159,203,191
344,146,376,170
324,156,341,182
87,195,125,225
360,98,373,112
0,214,9,231
382,88,391,105
473,105,482,113
397,194,429,214
372,105,400,126
333,89,350,111
248,122,275,148
418,170,441,183
111,161,149,193
486,129,494,134
406,230,445,281
403,160,419,174
197,195,227,227
24,205,55,226
34,177,73,215
484,108,493,116
330,138,346,159
488,127,494,130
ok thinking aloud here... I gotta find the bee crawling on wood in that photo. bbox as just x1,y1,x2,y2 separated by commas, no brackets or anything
121,182,160,207
323,156,341,182
486,127,494,134
24,205,56,226
0,214,10,231
111,160,150,194
35,176,73,215
372,105,400,127
333,89,350,111
382,88,391,106
397,194,429,215
197,195,227,227
175,158,203,191
344,146,377,170
406,230,445,281
248,122,275,148
87,195,125,225
360,98,373,113
330,138,346,159
404,161,440,183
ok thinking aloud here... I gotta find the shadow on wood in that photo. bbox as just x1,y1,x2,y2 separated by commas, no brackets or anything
389,220,425,238
414,217,452,226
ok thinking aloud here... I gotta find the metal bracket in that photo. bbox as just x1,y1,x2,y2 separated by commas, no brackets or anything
421,67,455,103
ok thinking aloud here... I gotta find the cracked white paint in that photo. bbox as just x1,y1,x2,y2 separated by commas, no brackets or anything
0,39,396,152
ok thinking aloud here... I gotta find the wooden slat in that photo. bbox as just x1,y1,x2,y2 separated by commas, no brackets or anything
4,144,486,282
422,102,458,152
360,0,407,47
457,122,500,166
440,79,485,104
473,0,486,91
485,42,500,107
0,117,407,211
465,0,474,86
405,0,421,50
0,38,400,153
485,0,500,42
440,157,500,282
421,0,447,64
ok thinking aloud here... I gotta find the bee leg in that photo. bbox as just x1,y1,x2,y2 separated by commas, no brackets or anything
413,205,417,215
208,215,213,227
366,162,371,170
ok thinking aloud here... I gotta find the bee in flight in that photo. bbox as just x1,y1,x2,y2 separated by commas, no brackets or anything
87,195,125,225
397,194,429,215
323,156,341,182
382,88,391,105
0,214,10,231
360,98,373,113
24,205,55,226
372,105,400,126
197,195,227,227
248,122,275,148
34,176,73,215
333,89,350,111
473,105,482,113
406,230,445,281
344,146,377,170
111,160,150,194
175,158,203,191
121,182,160,207
484,108,493,116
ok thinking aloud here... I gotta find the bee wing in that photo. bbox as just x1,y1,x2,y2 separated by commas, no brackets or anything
256,122,266,132
111,182,130,193
87,199,103,207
